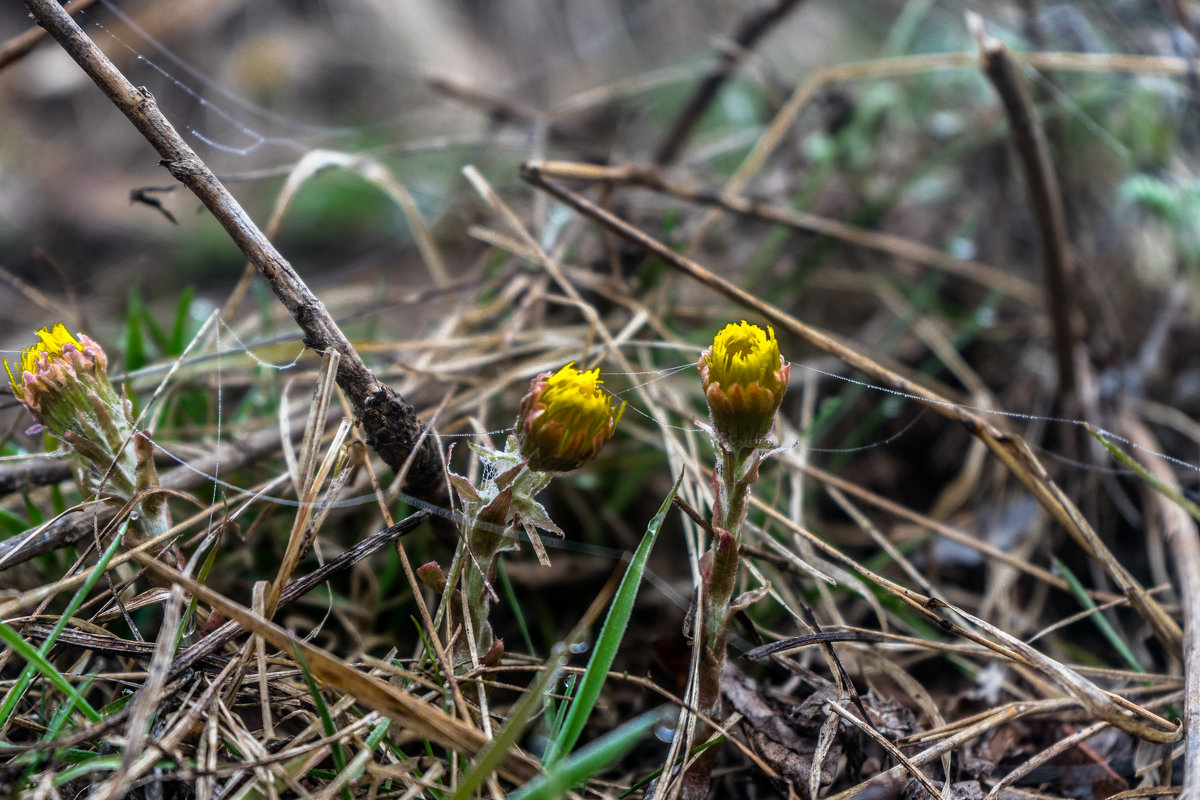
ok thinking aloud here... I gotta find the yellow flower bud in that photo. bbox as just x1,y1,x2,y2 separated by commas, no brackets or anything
699,321,790,450
7,323,139,483
6,323,170,542
6,324,119,431
517,363,624,473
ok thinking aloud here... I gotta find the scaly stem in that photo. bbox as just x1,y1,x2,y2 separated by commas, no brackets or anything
684,445,757,799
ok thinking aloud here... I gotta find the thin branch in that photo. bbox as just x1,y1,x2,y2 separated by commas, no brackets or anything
22,0,445,506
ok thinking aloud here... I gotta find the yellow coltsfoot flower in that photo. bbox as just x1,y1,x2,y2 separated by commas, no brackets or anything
7,324,119,434
6,324,166,536
699,321,790,451
516,363,624,473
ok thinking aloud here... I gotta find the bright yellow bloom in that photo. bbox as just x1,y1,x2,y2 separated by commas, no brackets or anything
5,323,115,426
699,321,790,449
6,324,87,400
517,363,624,472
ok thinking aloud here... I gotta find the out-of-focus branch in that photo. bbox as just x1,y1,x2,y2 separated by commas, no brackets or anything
0,0,98,71
973,16,1079,401
652,0,808,166
22,0,445,506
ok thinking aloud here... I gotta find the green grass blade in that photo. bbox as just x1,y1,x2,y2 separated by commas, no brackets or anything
365,716,391,751
547,674,577,740
498,560,537,658
509,706,669,800
449,642,571,800
124,286,148,372
542,475,681,768
0,507,30,537
53,755,124,786
1051,557,1144,674
0,623,100,723
1086,423,1200,522
618,736,725,799
292,645,351,800
169,285,197,355
0,520,129,727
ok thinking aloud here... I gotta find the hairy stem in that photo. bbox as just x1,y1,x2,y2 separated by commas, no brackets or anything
684,447,755,799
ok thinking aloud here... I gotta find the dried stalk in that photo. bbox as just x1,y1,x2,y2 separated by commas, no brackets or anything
1119,411,1200,800
974,17,1079,400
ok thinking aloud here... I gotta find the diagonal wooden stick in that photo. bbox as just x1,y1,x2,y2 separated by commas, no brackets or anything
22,0,445,507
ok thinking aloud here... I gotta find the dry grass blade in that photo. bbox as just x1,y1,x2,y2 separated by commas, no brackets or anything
985,720,1112,798
1115,411,1200,798
828,700,945,800
826,704,1026,800
944,603,1179,744
265,416,352,620
129,549,542,783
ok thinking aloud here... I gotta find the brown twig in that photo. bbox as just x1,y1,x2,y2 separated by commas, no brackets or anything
528,160,1041,304
22,0,445,506
652,0,807,166
974,17,1079,401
